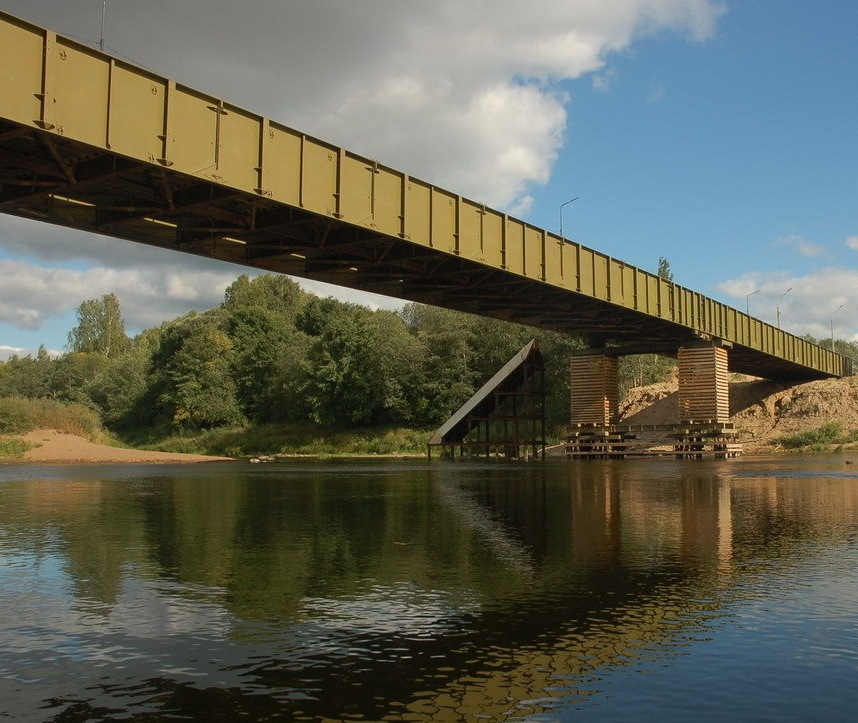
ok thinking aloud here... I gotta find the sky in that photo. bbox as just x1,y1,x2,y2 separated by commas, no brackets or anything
1,0,857,359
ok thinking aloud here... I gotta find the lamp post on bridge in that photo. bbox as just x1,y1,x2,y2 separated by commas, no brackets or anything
746,289,760,315
100,1,107,51
559,197,579,239
831,304,843,351
776,287,791,329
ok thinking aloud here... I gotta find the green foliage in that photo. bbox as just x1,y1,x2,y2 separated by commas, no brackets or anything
223,274,305,320
401,304,479,425
657,256,674,282
149,312,246,430
619,354,677,397
0,438,33,459
67,293,131,358
83,342,152,429
300,303,420,426
0,347,55,399
0,396,105,439
0,272,601,447
147,422,430,457
227,305,309,423
774,422,843,450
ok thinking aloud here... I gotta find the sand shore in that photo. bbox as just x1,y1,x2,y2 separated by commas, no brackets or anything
10,429,233,464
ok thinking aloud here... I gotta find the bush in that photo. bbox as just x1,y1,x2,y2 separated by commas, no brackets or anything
775,422,843,450
0,396,105,440
0,438,34,459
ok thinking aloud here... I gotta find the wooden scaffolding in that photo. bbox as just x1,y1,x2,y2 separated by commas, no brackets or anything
427,340,546,460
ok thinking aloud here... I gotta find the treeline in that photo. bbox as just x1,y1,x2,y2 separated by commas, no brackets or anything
0,275,591,439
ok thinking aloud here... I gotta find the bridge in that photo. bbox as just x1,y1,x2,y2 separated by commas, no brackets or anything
0,10,851,429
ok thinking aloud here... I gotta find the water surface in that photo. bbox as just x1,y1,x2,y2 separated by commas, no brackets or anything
1,456,857,721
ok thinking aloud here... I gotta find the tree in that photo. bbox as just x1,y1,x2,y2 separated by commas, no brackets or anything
67,293,131,358
84,335,156,429
223,274,305,321
227,305,310,422
300,303,420,426
0,346,55,399
657,256,674,282
148,312,245,430
401,304,479,426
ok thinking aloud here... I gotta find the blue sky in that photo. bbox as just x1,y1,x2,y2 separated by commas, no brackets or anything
1,1,856,359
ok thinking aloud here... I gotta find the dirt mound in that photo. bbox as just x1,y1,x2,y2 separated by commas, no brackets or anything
620,375,858,453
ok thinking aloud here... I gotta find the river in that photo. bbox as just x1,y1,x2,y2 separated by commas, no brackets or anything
1,456,857,721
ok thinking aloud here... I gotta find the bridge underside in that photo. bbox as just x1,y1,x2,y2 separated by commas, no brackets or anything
0,119,829,382
0,9,850,382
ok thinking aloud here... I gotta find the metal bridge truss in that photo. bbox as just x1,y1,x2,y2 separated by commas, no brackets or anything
0,10,851,381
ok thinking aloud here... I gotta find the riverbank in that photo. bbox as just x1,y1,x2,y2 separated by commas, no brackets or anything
4,375,857,463
621,374,858,453
7,429,232,464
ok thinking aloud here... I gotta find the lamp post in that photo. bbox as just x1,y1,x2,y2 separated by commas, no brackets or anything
100,1,107,51
776,287,791,329
831,304,843,350
746,289,760,315
559,197,579,239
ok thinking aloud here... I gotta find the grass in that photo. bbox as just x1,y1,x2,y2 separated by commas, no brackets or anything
0,396,108,441
0,437,35,460
774,422,846,451
135,422,433,458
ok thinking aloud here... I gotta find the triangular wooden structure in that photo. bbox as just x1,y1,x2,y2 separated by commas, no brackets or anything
428,340,546,460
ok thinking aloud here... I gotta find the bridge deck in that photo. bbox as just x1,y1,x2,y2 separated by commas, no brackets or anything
0,10,850,381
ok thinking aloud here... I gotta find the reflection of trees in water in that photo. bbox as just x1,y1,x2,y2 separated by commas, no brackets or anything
2,462,857,720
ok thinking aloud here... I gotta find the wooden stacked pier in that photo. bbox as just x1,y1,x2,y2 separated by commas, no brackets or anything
567,343,742,459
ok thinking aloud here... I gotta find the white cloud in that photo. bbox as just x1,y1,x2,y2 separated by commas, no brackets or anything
845,235,858,250
0,345,29,361
0,0,726,342
775,234,826,258
0,256,240,334
714,267,856,340
2,0,725,211
0,220,405,338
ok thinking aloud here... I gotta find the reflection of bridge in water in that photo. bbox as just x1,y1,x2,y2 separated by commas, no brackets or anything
7,462,857,720
308,466,853,722
0,11,851,433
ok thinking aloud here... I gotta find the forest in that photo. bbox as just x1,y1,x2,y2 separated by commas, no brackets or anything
0,275,585,454
1,273,854,456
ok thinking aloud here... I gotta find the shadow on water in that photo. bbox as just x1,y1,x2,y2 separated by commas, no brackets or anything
1,457,857,720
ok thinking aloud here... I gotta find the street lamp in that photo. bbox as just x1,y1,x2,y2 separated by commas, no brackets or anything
746,288,760,315
100,1,107,51
559,197,579,239
831,304,843,350
776,287,791,329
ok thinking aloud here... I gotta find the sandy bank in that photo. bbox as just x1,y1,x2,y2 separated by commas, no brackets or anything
10,429,232,464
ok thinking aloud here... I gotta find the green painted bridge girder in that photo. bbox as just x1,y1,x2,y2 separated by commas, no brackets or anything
0,10,850,381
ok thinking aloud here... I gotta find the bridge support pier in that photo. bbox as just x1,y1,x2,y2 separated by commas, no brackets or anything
677,343,729,423
566,343,740,459
569,353,619,426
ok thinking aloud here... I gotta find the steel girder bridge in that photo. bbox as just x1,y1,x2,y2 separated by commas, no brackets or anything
0,10,851,382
